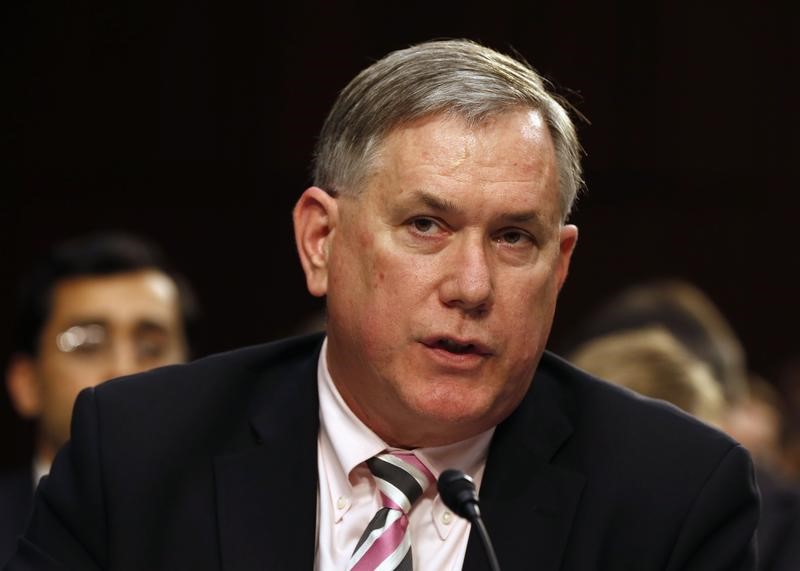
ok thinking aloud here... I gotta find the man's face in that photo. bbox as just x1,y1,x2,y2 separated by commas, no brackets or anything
13,270,187,461
298,109,577,447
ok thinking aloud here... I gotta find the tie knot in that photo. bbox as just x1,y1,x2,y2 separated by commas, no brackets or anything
366,452,435,514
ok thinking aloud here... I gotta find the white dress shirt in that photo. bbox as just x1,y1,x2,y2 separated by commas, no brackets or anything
32,456,50,488
315,337,494,570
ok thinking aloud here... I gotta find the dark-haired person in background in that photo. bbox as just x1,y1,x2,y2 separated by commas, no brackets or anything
1,233,197,564
6,41,758,570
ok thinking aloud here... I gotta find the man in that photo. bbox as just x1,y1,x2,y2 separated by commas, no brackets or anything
6,40,758,570
1,233,195,564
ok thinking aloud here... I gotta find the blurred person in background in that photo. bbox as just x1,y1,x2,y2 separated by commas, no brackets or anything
568,326,725,426
1,233,198,564
726,376,800,571
726,376,788,474
775,357,800,482
565,279,749,403
565,278,800,571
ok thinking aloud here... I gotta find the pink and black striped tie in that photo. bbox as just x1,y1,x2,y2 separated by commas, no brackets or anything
347,451,435,571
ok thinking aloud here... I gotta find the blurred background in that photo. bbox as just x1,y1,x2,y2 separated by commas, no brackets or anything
2,1,797,466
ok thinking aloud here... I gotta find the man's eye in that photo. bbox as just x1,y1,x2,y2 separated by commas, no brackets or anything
135,337,169,361
410,218,438,234
498,230,530,245
71,342,105,356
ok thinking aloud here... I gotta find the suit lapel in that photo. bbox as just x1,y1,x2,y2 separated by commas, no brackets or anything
214,340,321,571
463,358,586,571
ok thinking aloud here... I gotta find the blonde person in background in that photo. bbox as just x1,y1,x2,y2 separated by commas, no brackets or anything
564,279,749,403
569,326,725,426
565,279,800,571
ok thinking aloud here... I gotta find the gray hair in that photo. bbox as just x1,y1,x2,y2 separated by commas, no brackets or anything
312,39,584,221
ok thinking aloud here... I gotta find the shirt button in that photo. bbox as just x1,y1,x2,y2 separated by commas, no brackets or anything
442,511,453,525
337,496,348,510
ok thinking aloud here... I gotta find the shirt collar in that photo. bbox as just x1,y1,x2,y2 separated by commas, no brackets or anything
318,338,386,522
32,455,50,488
416,429,494,539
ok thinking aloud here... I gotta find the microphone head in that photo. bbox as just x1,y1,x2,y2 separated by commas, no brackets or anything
437,469,480,521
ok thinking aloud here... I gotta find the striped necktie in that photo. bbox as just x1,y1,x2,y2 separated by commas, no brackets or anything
347,451,435,571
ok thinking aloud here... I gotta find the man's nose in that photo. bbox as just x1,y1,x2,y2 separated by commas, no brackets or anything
439,237,494,314
105,343,145,380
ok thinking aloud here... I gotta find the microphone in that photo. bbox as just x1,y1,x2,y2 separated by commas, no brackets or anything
437,469,501,571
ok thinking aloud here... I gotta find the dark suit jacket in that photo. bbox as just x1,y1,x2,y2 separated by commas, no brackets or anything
755,468,800,571
5,334,759,570
0,466,33,566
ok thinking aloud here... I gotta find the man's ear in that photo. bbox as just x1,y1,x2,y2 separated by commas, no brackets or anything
6,354,42,419
293,187,339,297
555,224,579,292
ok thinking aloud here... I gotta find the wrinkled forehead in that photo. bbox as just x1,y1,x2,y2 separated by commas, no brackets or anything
358,108,551,174
376,107,545,152
356,110,560,212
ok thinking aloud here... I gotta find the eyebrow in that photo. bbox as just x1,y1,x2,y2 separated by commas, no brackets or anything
62,318,109,329
61,318,171,332
416,191,463,215
411,189,544,225
132,320,172,335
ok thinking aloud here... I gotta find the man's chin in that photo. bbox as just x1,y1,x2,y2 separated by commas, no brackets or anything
391,396,501,446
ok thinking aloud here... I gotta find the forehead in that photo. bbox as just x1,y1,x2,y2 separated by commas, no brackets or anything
47,270,181,327
366,109,560,217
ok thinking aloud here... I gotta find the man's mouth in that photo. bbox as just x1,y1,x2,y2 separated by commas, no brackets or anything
423,337,492,356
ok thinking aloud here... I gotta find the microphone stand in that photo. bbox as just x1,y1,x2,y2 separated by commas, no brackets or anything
468,505,501,571
437,469,501,571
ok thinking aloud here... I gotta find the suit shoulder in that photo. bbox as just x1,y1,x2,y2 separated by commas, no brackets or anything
90,333,323,417
538,351,739,463
0,465,34,561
